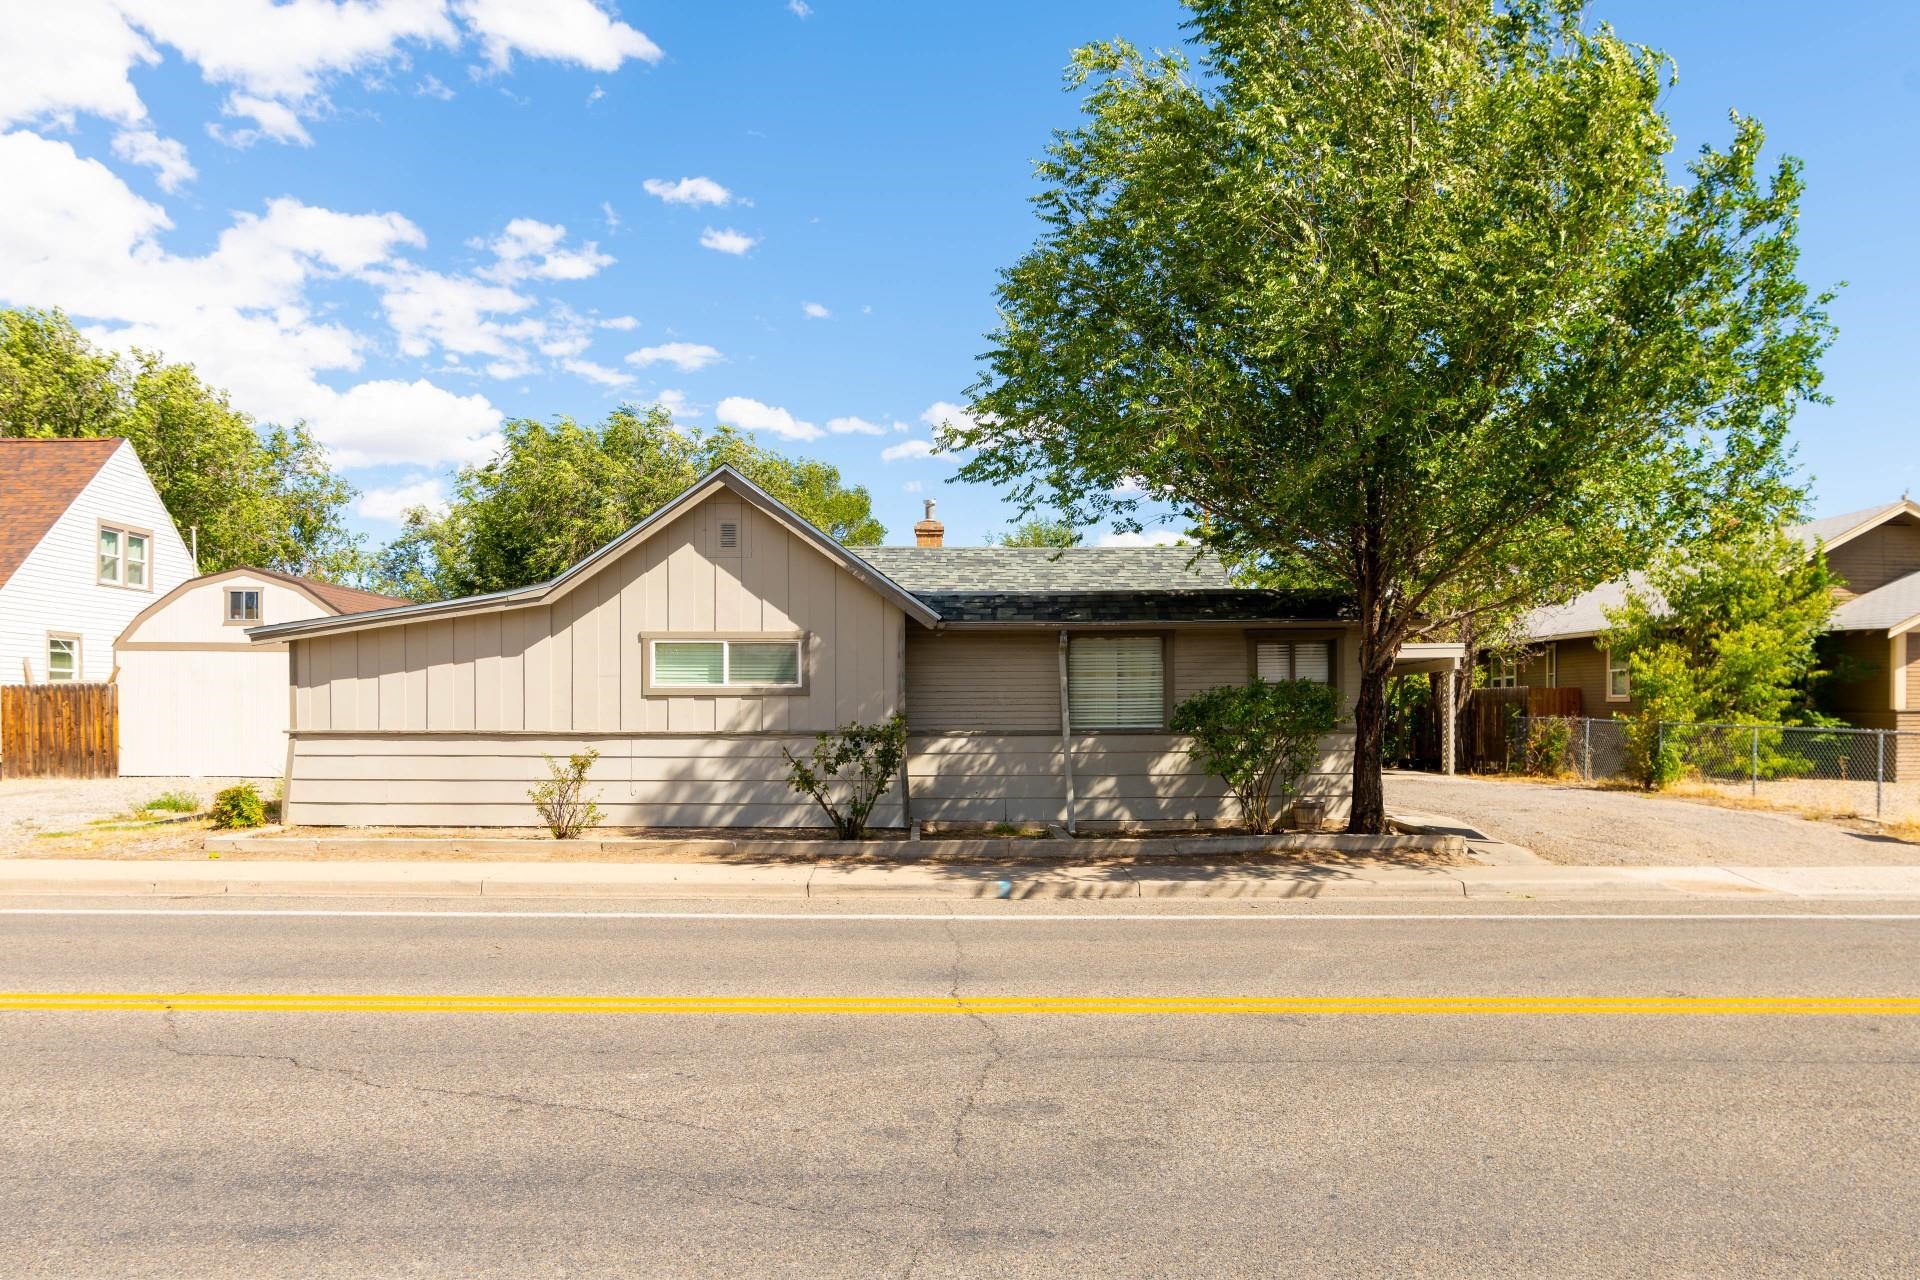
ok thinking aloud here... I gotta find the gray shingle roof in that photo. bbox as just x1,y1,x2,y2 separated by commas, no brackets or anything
857,545,1232,593
855,546,1353,624
1832,569,1920,633
1792,502,1911,549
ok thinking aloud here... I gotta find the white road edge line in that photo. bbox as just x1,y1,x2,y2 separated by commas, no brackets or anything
0,909,1918,922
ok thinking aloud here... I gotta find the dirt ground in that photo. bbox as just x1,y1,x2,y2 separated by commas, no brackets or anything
1385,770,1920,867
0,776,259,852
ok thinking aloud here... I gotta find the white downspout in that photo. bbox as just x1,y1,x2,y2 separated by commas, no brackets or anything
1057,629,1077,834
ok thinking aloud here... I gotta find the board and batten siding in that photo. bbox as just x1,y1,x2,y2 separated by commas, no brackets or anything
0,441,192,686
905,626,1359,828
284,494,906,827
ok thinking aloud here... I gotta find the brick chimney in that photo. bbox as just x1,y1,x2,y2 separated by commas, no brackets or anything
913,499,944,548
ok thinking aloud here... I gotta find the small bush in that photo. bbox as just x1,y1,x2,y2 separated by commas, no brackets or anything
143,789,199,814
529,750,605,839
784,714,909,840
1171,679,1341,833
1523,717,1575,777
209,784,267,830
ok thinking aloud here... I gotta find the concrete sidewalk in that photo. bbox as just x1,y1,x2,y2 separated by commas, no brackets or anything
4,858,1920,900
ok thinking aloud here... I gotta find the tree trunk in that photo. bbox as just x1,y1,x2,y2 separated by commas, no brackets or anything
1348,658,1389,833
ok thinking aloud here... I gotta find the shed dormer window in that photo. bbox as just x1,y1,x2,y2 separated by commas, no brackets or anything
226,589,262,623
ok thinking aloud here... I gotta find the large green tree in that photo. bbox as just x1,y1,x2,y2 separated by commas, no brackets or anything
0,308,363,579
374,406,889,601
945,0,1833,831
989,516,1082,548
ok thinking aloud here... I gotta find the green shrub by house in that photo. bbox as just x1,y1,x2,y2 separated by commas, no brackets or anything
783,714,908,840
1171,680,1341,833
209,784,266,830
529,750,605,839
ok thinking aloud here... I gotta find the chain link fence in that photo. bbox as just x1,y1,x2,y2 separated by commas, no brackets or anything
1506,716,1920,825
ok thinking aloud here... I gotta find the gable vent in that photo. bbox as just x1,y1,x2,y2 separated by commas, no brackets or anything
718,520,740,551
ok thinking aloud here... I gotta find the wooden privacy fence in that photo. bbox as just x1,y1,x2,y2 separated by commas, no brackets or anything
1465,686,1583,771
1,683,119,778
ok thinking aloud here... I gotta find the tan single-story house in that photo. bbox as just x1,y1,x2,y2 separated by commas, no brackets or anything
251,467,1449,831
114,567,406,777
1507,499,1920,770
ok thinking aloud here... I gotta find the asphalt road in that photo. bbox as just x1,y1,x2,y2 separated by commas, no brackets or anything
4,897,1919,1278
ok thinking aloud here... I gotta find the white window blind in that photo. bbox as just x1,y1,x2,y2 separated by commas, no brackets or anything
1255,640,1333,685
651,639,803,688
1069,636,1163,730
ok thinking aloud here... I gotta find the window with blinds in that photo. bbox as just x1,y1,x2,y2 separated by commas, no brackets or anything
650,639,802,689
1068,635,1164,730
1254,639,1334,685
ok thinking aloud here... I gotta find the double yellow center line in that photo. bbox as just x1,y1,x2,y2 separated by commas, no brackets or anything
3,993,1919,1017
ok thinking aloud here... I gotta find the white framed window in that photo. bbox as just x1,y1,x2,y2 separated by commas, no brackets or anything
1606,648,1631,701
649,638,803,690
1255,639,1334,685
46,634,80,682
1488,656,1519,689
97,523,151,590
226,588,262,623
1543,643,1558,689
1068,635,1165,731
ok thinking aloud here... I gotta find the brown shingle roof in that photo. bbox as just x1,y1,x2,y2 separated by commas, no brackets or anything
246,567,410,615
0,437,125,589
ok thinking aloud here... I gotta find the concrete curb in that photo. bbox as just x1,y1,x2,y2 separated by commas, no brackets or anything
5,859,1920,901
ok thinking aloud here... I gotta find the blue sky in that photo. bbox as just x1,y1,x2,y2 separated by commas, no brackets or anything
1,1,1911,551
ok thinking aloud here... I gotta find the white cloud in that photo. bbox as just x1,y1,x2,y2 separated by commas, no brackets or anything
902,480,923,494
716,395,821,442
313,379,503,468
1098,528,1189,548
642,176,732,207
802,301,830,319
0,0,156,129
564,357,632,387
213,93,314,147
0,129,500,469
109,129,195,191
626,341,722,372
600,199,620,231
454,0,662,72
1110,476,1152,498
654,388,699,419
919,400,979,433
373,265,534,358
881,439,937,463
585,84,605,105
699,226,757,255
356,475,449,523
827,416,884,436
479,217,612,283
788,0,813,16
416,74,455,100
599,314,638,331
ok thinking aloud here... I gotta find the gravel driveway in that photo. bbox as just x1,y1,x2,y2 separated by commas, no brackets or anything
0,777,253,849
1386,771,1919,866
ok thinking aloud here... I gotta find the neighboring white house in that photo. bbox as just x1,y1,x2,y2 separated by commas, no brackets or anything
115,568,407,777
0,438,193,687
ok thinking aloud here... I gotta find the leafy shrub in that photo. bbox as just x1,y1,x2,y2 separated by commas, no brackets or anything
143,789,198,814
209,783,266,830
1523,717,1575,777
529,750,605,839
784,714,909,839
1171,680,1341,833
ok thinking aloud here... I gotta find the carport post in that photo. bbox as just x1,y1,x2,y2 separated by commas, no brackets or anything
1440,666,1456,775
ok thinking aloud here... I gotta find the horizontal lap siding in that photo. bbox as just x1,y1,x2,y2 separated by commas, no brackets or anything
287,733,905,829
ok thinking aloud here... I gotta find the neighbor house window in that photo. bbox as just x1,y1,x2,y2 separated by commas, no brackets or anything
650,639,802,689
1606,648,1631,701
97,524,150,589
1488,657,1519,689
226,589,262,623
1543,643,1558,689
46,634,79,682
1069,635,1164,730
1255,639,1334,685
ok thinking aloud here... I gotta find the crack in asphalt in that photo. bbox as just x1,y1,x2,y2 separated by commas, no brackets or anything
897,918,1011,1280
154,1009,894,1241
